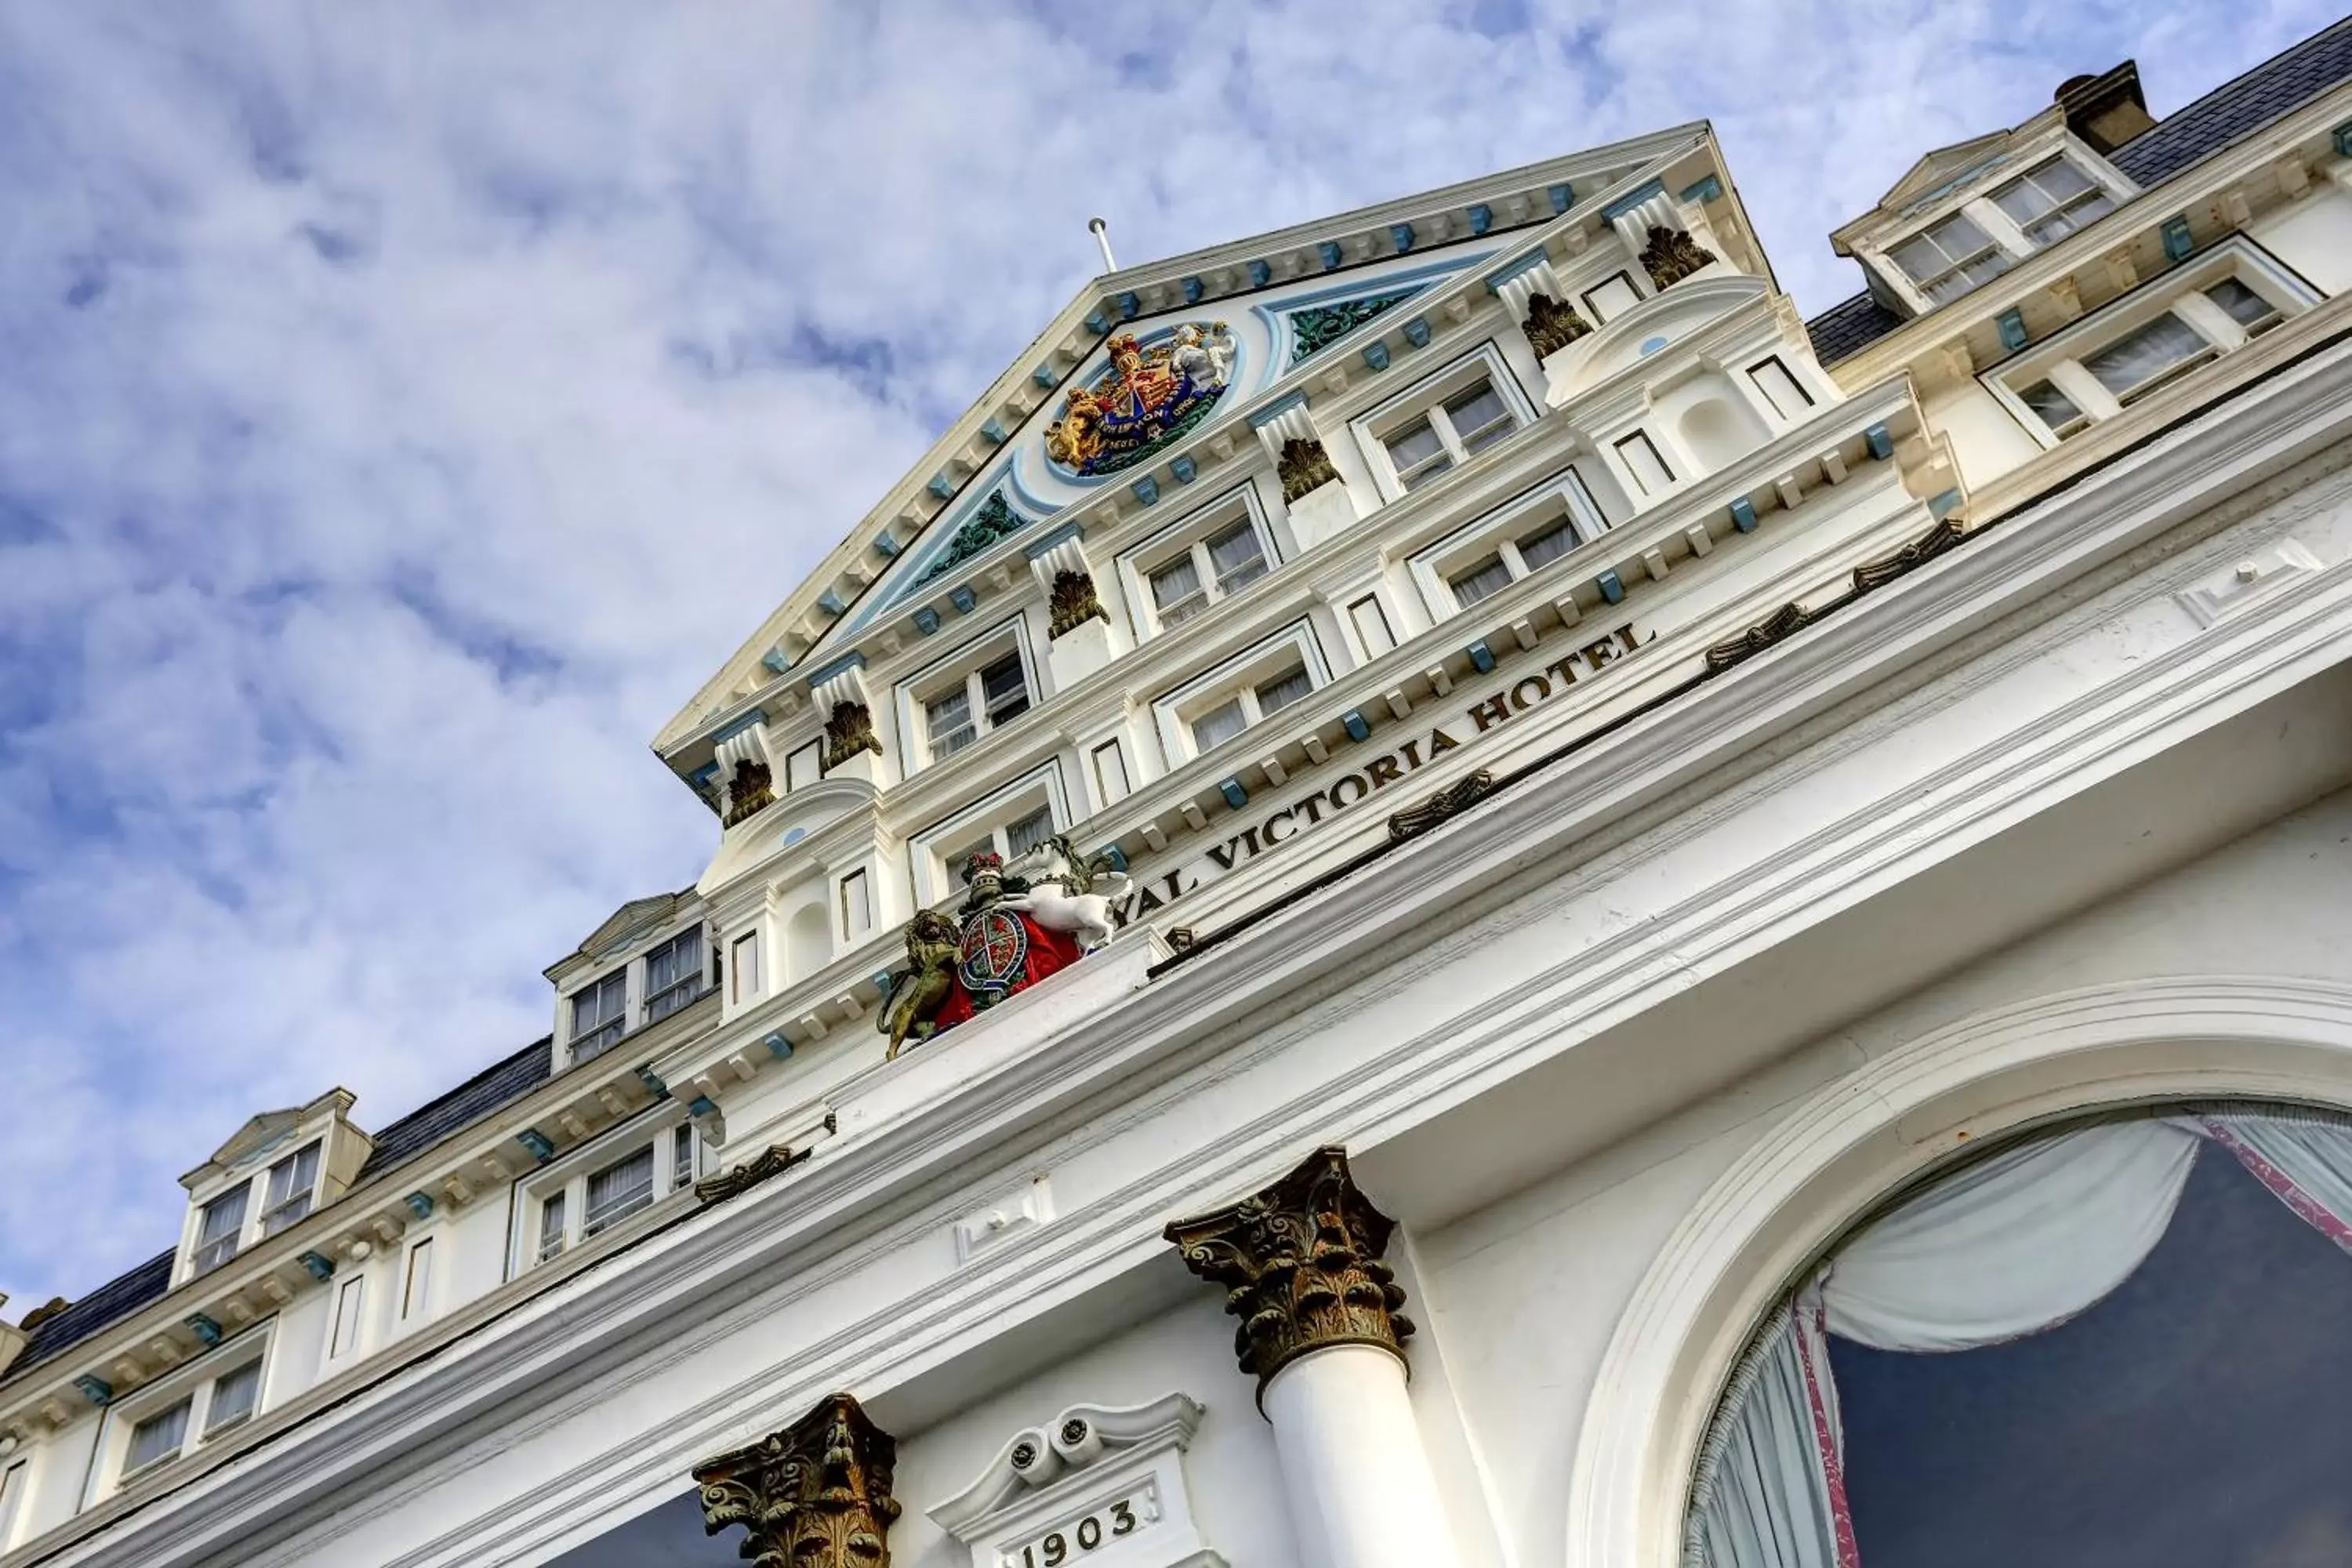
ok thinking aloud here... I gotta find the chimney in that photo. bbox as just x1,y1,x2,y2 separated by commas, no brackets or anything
2057,61,2158,155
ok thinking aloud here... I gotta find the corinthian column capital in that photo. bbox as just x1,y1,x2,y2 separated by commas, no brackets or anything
695,1392,901,1568
1163,1145,1414,1398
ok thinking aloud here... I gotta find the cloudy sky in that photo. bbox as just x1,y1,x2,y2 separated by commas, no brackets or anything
0,0,2339,1307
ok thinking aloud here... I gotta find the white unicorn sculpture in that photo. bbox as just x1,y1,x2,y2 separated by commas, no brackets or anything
997,835,1132,951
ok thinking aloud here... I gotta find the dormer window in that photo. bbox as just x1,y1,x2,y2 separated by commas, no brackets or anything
192,1185,248,1276
1889,211,2013,305
642,927,705,1024
258,1143,321,1236
1990,158,2114,247
569,970,628,1061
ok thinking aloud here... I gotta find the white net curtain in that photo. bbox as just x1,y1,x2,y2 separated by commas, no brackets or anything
1684,1106,2352,1568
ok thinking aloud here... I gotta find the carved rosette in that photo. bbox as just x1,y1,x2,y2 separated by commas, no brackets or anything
822,700,884,770
724,760,776,827
1639,225,1715,289
1163,1145,1414,1400
1521,292,1591,359
1047,569,1110,639
1278,436,1339,502
695,1393,902,1568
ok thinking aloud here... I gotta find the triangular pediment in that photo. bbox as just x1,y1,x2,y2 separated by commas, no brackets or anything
210,1107,304,1171
654,123,1715,768
1879,129,2016,213
573,890,691,964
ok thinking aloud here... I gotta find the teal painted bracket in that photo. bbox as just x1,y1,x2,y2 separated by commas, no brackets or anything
517,1129,556,1164
299,1250,336,1281
1219,778,1248,808
1248,389,1310,428
1341,710,1371,742
636,1066,670,1099
1601,179,1663,221
186,1314,223,1346
404,1191,436,1221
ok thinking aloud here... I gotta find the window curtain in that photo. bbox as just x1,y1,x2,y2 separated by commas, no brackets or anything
1684,1109,2352,1568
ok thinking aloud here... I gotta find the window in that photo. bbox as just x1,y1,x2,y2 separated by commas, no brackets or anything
1003,804,1056,860
2204,277,2281,335
569,970,627,1059
1449,556,1513,608
2080,311,2212,404
919,646,1031,764
583,1148,656,1238
193,1183,249,1276
1991,158,2115,248
1135,511,1278,635
259,1143,320,1236
1687,1101,2352,1568
1746,356,1816,421
0,1461,26,1548
1889,209,2013,305
910,766,1073,903
673,1125,696,1190
729,931,761,1004
2016,378,2088,437
538,1191,568,1262
400,1240,434,1322
783,739,822,792
328,1278,365,1359
1377,377,1524,494
1447,513,1584,610
1190,664,1310,753
1613,430,1676,495
1582,271,1643,322
203,1359,261,1436
643,927,704,1024
126,1398,191,1475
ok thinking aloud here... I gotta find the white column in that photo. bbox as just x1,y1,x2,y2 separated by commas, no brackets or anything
1262,1343,1465,1568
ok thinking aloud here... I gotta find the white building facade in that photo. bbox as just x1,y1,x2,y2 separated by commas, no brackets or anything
7,29,2352,1568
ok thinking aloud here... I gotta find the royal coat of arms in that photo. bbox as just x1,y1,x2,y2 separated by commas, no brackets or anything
879,840,1132,1058
1046,321,1236,477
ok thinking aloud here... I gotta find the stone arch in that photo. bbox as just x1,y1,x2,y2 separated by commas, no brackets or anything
1562,975,2352,1568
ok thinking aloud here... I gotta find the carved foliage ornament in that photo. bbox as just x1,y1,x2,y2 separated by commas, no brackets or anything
1639,225,1716,289
1047,569,1110,640
1278,437,1338,503
1163,1145,1414,1399
724,760,776,827
696,1393,902,1568
824,700,884,770
1521,292,1592,360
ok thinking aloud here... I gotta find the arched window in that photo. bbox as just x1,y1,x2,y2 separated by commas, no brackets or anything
1686,1102,2352,1567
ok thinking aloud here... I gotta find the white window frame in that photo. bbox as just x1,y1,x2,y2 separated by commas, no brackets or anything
514,1108,701,1275
1580,269,1648,324
93,1333,273,1501
1987,155,2118,250
0,1459,27,1552
1352,344,1540,503
1150,620,1334,768
906,762,1073,907
565,966,630,1062
893,615,1040,775
1984,238,2316,450
397,1232,438,1329
184,1138,329,1281
641,924,708,1025
1113,483,1281,642
1406,468,1612,622
1875,144,2131,312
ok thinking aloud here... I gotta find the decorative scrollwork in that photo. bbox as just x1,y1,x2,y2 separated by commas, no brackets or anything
1704,602,1818,672
1163,1145,1413,1400
1386,769,1496,842
693,1141,814,1206
695,1393,901,1568
1852,515,1965,592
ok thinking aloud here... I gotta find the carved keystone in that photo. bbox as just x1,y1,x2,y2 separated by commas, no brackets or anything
1163,1145,1414,1400
696,1392,901,1568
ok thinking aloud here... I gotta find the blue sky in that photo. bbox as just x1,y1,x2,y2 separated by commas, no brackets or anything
0,0,2339,1308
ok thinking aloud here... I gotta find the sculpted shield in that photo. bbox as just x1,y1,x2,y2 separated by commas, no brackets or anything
956,906,1030,1006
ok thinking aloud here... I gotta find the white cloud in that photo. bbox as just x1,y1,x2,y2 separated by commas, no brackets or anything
0,0,2339,1305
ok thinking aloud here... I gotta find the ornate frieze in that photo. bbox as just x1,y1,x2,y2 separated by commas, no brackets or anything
1520,292,1592,359
1277,437,1339,502
918,490,1033,586
1047,569,1110,639
1287,288,1420,364
822,700,883,770
1639,225,1716,289
696,1392,901,1568
1163,1145,1413,1398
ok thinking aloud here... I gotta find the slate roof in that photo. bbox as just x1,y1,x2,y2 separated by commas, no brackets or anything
3,1036,554,1389
1803,16,2352,365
